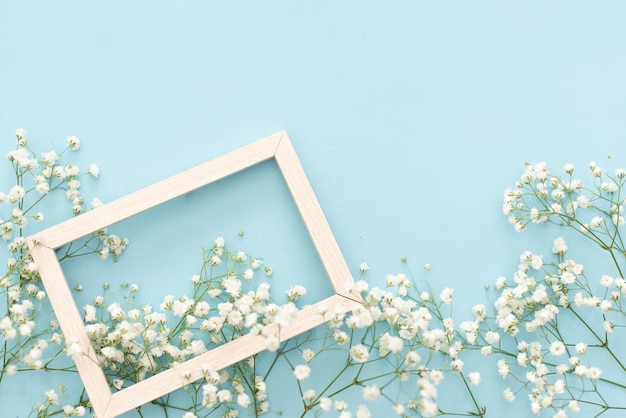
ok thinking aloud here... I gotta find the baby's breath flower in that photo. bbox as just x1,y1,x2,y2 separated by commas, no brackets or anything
264,336,279,352
362,384,380,401
439,287,453,304
549,341,566,356
293,364,311,380
552,237,568,254
45,389,59,405
468,372,481,385
287,285,307,300
503,387,515,401
67,136,80,150
302,389,315,402
302,348,315,362
349,344,370,363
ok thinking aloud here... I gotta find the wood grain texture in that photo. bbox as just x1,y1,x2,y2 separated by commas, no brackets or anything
275,134,360,302
104,295,361,418
26,131,362,418
27,241,113,414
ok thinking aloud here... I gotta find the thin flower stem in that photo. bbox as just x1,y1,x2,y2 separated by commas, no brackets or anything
299,363,351,418
458,371,485,417
568,307,626,373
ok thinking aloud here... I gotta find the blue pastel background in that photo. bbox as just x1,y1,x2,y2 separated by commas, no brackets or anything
2,2,626,417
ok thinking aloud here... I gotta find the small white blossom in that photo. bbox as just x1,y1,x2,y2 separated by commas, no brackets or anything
87,164,100,177
362,384,380,401
468,372,481,385
67,136,80,150
293,364,311,380
439,287,453,304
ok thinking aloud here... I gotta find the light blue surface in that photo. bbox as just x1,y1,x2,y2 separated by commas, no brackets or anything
2,2,626,417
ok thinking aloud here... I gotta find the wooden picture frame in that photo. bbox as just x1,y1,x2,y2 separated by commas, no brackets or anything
26,131,362,418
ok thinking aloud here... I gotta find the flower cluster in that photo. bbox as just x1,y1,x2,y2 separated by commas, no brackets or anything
504,161,626,240
81,237,299,397
277,272,486,418
0,130,127,417
487,160,626,416
4,131,626,418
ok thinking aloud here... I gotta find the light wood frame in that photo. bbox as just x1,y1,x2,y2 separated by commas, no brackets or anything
26,131,362,418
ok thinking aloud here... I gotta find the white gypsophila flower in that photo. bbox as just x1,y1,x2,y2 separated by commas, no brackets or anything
405,351,421,366
87,163,99,177
8,185,25,202
84,305,97,322
319,397,332,412
356,405,371,418
349,344,370,363
552,379,566,394
494,276,507,289
590,216,604,228
302,389,315,402
182,412,197,418
503,387,515,401
419,398,438,417
334,399,348,411
216,389,232,403
362,384,380,401
67,136,80,150
264,336,279,352
359,262,369,273
45,389,59,405
66,338,82,358
287,285,307,300
485,331,500,345
549,341,566,356
36,181,50,195
302,348,315,362
293,364,311,380
552,237,568,254
586,367,602,379
468,372,481,385
237,393,251,408
497,359,510,378
429,370,444,385
600,275,614,287
600,299,612,311
439,287,453,304
91,198,103,209
15,128,26,141
241,268,254,281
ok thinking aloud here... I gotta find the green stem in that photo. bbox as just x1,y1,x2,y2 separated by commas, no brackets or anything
458,371,485,417
568,307,626,373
